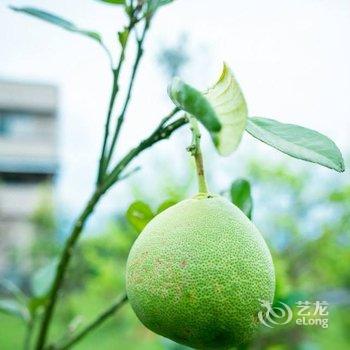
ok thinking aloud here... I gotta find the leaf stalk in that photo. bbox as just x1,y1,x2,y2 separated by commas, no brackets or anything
187,115,209,194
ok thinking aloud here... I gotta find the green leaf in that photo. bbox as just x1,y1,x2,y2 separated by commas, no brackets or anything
0,299,29,321
246,117,345,172
0,280,28,305
126,201,154,233
230,179,253,219
157,200,177,214
168,63,247,157
28,296,48,315
148,0,175,9
168,77,221,133
31,259,58,298
118,28,129,49
10,7,102,43
159,0,175,5
97,0,125,4
203,63,248,156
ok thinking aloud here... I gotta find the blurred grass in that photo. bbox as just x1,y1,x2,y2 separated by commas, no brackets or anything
0,308,163,350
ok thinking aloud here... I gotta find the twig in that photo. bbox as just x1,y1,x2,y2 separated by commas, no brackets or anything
119,166,141,181
34,115,187,350
104,20,151,168
102,116,188,192
100,41,114,70
24,317,35,350
50,294,127,350
96,73,118,184
156,107,180,129
35,190,102,350
96,17,136,184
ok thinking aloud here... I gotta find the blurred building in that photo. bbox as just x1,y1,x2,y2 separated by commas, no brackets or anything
0,80,58,274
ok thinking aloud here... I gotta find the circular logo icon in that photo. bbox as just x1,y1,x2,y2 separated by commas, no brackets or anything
258,299,293,328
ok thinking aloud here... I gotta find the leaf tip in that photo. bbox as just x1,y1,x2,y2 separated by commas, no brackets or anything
339,152,346,172
336,159,345,173
211,61,231,88
222,60,230,72
167,76,182,105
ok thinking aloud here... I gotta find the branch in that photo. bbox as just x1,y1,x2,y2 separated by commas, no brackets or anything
156,107,180,129
100,41,114,71
119,166,141,181
50,294,127,350
24,316,35,350
34,190,102,350
102,115,188,192
96,17,137,184
96,73,118,184
34,114,187,350
104,20,151,168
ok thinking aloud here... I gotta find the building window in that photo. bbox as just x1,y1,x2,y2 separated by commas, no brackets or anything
0,113,10,135
0,111,51,139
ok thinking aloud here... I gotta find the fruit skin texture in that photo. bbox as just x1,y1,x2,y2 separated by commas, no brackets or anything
126,195,275,349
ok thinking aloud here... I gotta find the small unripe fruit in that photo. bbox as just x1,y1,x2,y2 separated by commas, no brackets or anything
126,194,275,349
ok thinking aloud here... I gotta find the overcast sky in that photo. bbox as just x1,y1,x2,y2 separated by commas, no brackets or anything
1,0,349,226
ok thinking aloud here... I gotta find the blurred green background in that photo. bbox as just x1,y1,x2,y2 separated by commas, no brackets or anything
1,159,349,349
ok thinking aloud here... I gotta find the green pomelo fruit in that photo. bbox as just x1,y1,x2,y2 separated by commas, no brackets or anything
126,194,275,349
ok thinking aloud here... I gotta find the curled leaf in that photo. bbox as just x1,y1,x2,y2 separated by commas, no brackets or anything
203,63,248,156
168,78,221,133
167,63,247,157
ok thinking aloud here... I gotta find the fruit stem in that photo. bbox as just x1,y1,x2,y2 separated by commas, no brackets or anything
187,115,209,194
